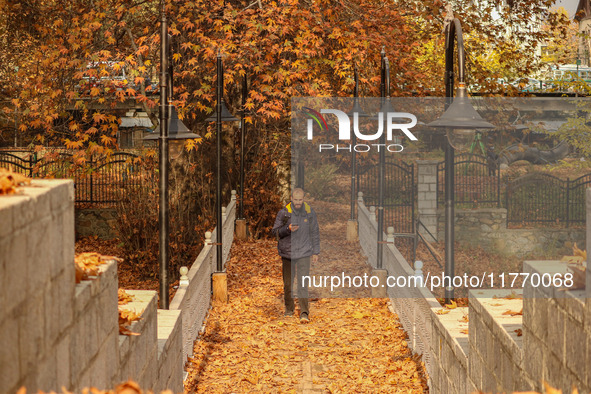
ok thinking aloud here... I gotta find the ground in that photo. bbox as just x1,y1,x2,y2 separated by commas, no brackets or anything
184,201,429,393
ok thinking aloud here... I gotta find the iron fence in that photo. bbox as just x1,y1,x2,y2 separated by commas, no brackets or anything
0,151,154,207
506,173,591,228
437,152,500,208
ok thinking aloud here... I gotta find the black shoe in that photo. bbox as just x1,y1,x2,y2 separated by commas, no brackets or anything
300,312,309,323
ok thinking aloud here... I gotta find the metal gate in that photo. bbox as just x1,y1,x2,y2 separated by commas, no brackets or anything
357,160,415,234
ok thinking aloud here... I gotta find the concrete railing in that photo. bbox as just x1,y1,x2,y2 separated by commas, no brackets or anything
169,191,237,364
357,192,440,386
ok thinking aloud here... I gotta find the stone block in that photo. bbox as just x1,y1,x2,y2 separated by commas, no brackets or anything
57,267,75,334
97,263,118,344
69,320,86,384
423,175,436,184
501,350,515,393
62,205,75,260
547,303,566,362
468,351,483,391
556,293,585,324
481,363,497,393
36,352,58,393
0,237,8,314
44,283,61,349
564,316,587,380
543,353,566,393
586,334,591,388
418,183,430,192
75,281,91,317
56,334,71,390
5,227,29,315
524,295,548,342
0,196,19,238
18,293,46,374
47,212,64,279
40,179,74,215
12,194,37,231
523,333,544,387
28,216,52,291
88,345,108,390
103,329,120,385
0,315,20,393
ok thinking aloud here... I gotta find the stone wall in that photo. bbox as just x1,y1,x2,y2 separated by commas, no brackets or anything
0,180,183,393
75,208,118,240
437,207,585,257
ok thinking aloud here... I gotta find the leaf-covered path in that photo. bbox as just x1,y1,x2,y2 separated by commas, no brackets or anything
185,201,429,393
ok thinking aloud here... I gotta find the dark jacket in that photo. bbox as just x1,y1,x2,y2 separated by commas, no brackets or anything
272,202,320,259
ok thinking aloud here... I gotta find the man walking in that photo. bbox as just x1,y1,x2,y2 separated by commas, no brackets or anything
272,188,320,323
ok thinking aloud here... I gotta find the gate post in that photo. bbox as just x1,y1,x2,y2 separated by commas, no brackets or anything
417,160,438,242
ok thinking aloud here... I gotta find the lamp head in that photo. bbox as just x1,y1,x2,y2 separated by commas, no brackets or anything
144,106,202,140
205,99,239,122
427,86,495,130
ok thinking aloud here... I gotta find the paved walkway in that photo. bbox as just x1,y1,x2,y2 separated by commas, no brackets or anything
185,201,429,393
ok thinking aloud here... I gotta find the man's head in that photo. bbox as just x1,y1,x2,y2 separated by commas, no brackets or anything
291,188,305,210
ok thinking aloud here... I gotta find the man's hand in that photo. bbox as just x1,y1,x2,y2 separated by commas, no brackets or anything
312,255,319,264
289,224,299,232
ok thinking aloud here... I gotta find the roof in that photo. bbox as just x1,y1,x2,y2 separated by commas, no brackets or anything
575,0,591,21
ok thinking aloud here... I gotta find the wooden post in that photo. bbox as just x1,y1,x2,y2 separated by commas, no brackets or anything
371,269,388,298
236,219,247,240
212,272,228,304
346,219,358,242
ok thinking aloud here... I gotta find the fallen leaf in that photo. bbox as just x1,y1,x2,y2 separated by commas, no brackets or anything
514,329,523,336
435,309,450,315
445,300,457,309
502,309,523,316
543,381,563,394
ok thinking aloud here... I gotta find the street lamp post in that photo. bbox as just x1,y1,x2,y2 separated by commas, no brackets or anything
366,50,392,297
377,54,388,270
205,54,238,303
346,67,369,242
235,75,248,240
427,16,495,304
144,1,201,309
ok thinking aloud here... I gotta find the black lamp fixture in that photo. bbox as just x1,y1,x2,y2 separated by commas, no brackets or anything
427,15,495,304
205,100,239,122
207,54,239,274
143,0,200,310
144,105,201,140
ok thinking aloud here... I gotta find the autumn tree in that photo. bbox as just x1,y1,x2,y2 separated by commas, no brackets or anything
0,0,573,238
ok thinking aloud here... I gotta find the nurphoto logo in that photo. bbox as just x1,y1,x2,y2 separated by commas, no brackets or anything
303,107,418,153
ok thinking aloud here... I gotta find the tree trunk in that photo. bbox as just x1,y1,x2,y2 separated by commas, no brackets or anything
498,141,569,169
